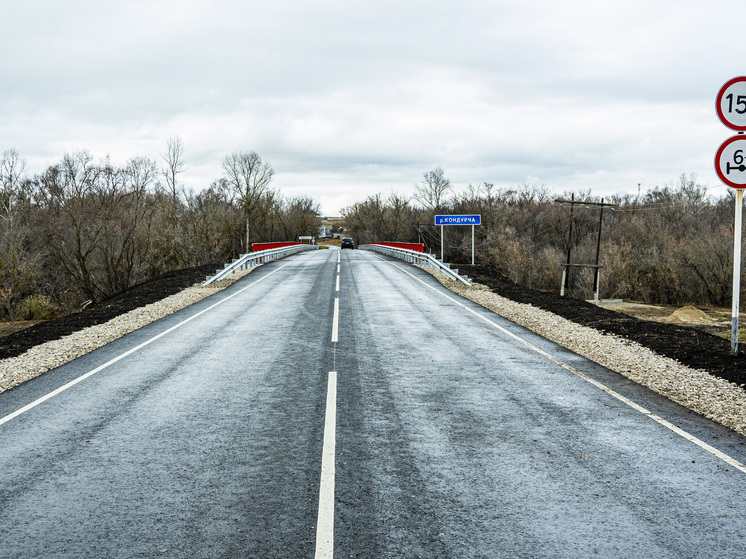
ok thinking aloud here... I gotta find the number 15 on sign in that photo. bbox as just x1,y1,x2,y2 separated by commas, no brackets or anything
717,76,746,131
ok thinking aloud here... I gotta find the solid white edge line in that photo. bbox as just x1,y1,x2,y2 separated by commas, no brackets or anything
331,298,339,343
314,371,337,559
379,257,746,475
0,261,297,428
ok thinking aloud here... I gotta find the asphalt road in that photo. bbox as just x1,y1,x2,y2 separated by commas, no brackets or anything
1,248,746,558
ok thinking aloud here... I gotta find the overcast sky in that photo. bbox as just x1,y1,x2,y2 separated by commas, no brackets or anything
2,0,744,214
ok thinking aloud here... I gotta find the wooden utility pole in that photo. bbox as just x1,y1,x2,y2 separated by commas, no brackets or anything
561,193,575,296
555,196,617,299
593,198,605,302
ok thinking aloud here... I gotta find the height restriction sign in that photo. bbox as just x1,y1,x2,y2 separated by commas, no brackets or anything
715,135,746,189
717,76,746,131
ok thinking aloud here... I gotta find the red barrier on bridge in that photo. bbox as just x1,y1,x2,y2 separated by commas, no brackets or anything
251,241,304,252
372,242,425,252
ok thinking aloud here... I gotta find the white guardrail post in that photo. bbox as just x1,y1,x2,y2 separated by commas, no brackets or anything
360,244,471,285
203,244,319,286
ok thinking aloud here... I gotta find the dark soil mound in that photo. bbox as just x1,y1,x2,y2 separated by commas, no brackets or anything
458,264,746,390
0,264,218,360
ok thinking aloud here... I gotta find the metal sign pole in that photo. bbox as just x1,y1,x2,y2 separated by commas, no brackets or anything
471,224,475,265
732,188,743,353
440,224,444,261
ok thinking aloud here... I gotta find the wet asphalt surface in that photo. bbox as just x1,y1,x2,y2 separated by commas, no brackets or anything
1,249,746,558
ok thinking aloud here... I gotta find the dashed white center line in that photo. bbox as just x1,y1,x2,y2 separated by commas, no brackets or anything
316,255,341,558
314,370,337,559
331,298,339,343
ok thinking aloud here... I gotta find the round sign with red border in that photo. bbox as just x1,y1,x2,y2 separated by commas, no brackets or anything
716,77,746,131
715,135,746,188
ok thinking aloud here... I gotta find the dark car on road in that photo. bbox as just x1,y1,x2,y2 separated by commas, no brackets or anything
341,238,354,249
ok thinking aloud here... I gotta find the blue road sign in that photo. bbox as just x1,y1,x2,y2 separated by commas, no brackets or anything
434,214,481,226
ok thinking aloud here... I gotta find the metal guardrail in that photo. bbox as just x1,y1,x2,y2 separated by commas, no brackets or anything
203,244,319,285
360,244,471,285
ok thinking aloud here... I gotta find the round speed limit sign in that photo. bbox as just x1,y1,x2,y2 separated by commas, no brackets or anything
717,77,746,131
715,135,746,189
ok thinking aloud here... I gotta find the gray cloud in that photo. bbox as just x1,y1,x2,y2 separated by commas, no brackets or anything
1,0,742,214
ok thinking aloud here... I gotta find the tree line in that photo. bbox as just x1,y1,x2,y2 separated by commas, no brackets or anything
343,168,737,307
0,142,321,320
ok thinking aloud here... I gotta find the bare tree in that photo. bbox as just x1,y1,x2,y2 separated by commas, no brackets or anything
341,194,387,244
185,180,242,262
40,152,161,302
1,148,28,230
415,167,452,212
42,151,103,301
112,157,160,286
159,137,187,265
0,149,37,317
162,136,186,207
385,192,411,240
222,151,275,251
277,195,321,240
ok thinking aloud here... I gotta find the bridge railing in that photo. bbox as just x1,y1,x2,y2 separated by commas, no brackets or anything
203,244,319,285
360,244,471,285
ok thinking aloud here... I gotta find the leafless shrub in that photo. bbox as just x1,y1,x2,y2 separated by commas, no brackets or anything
0,147,323,319
343,171,737,306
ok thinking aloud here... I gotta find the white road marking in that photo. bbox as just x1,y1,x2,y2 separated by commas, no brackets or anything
331,298,339,343
337,264,340,274
382,258,746,475
0,262,297,428
336,275,340,292
314,371,337,559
